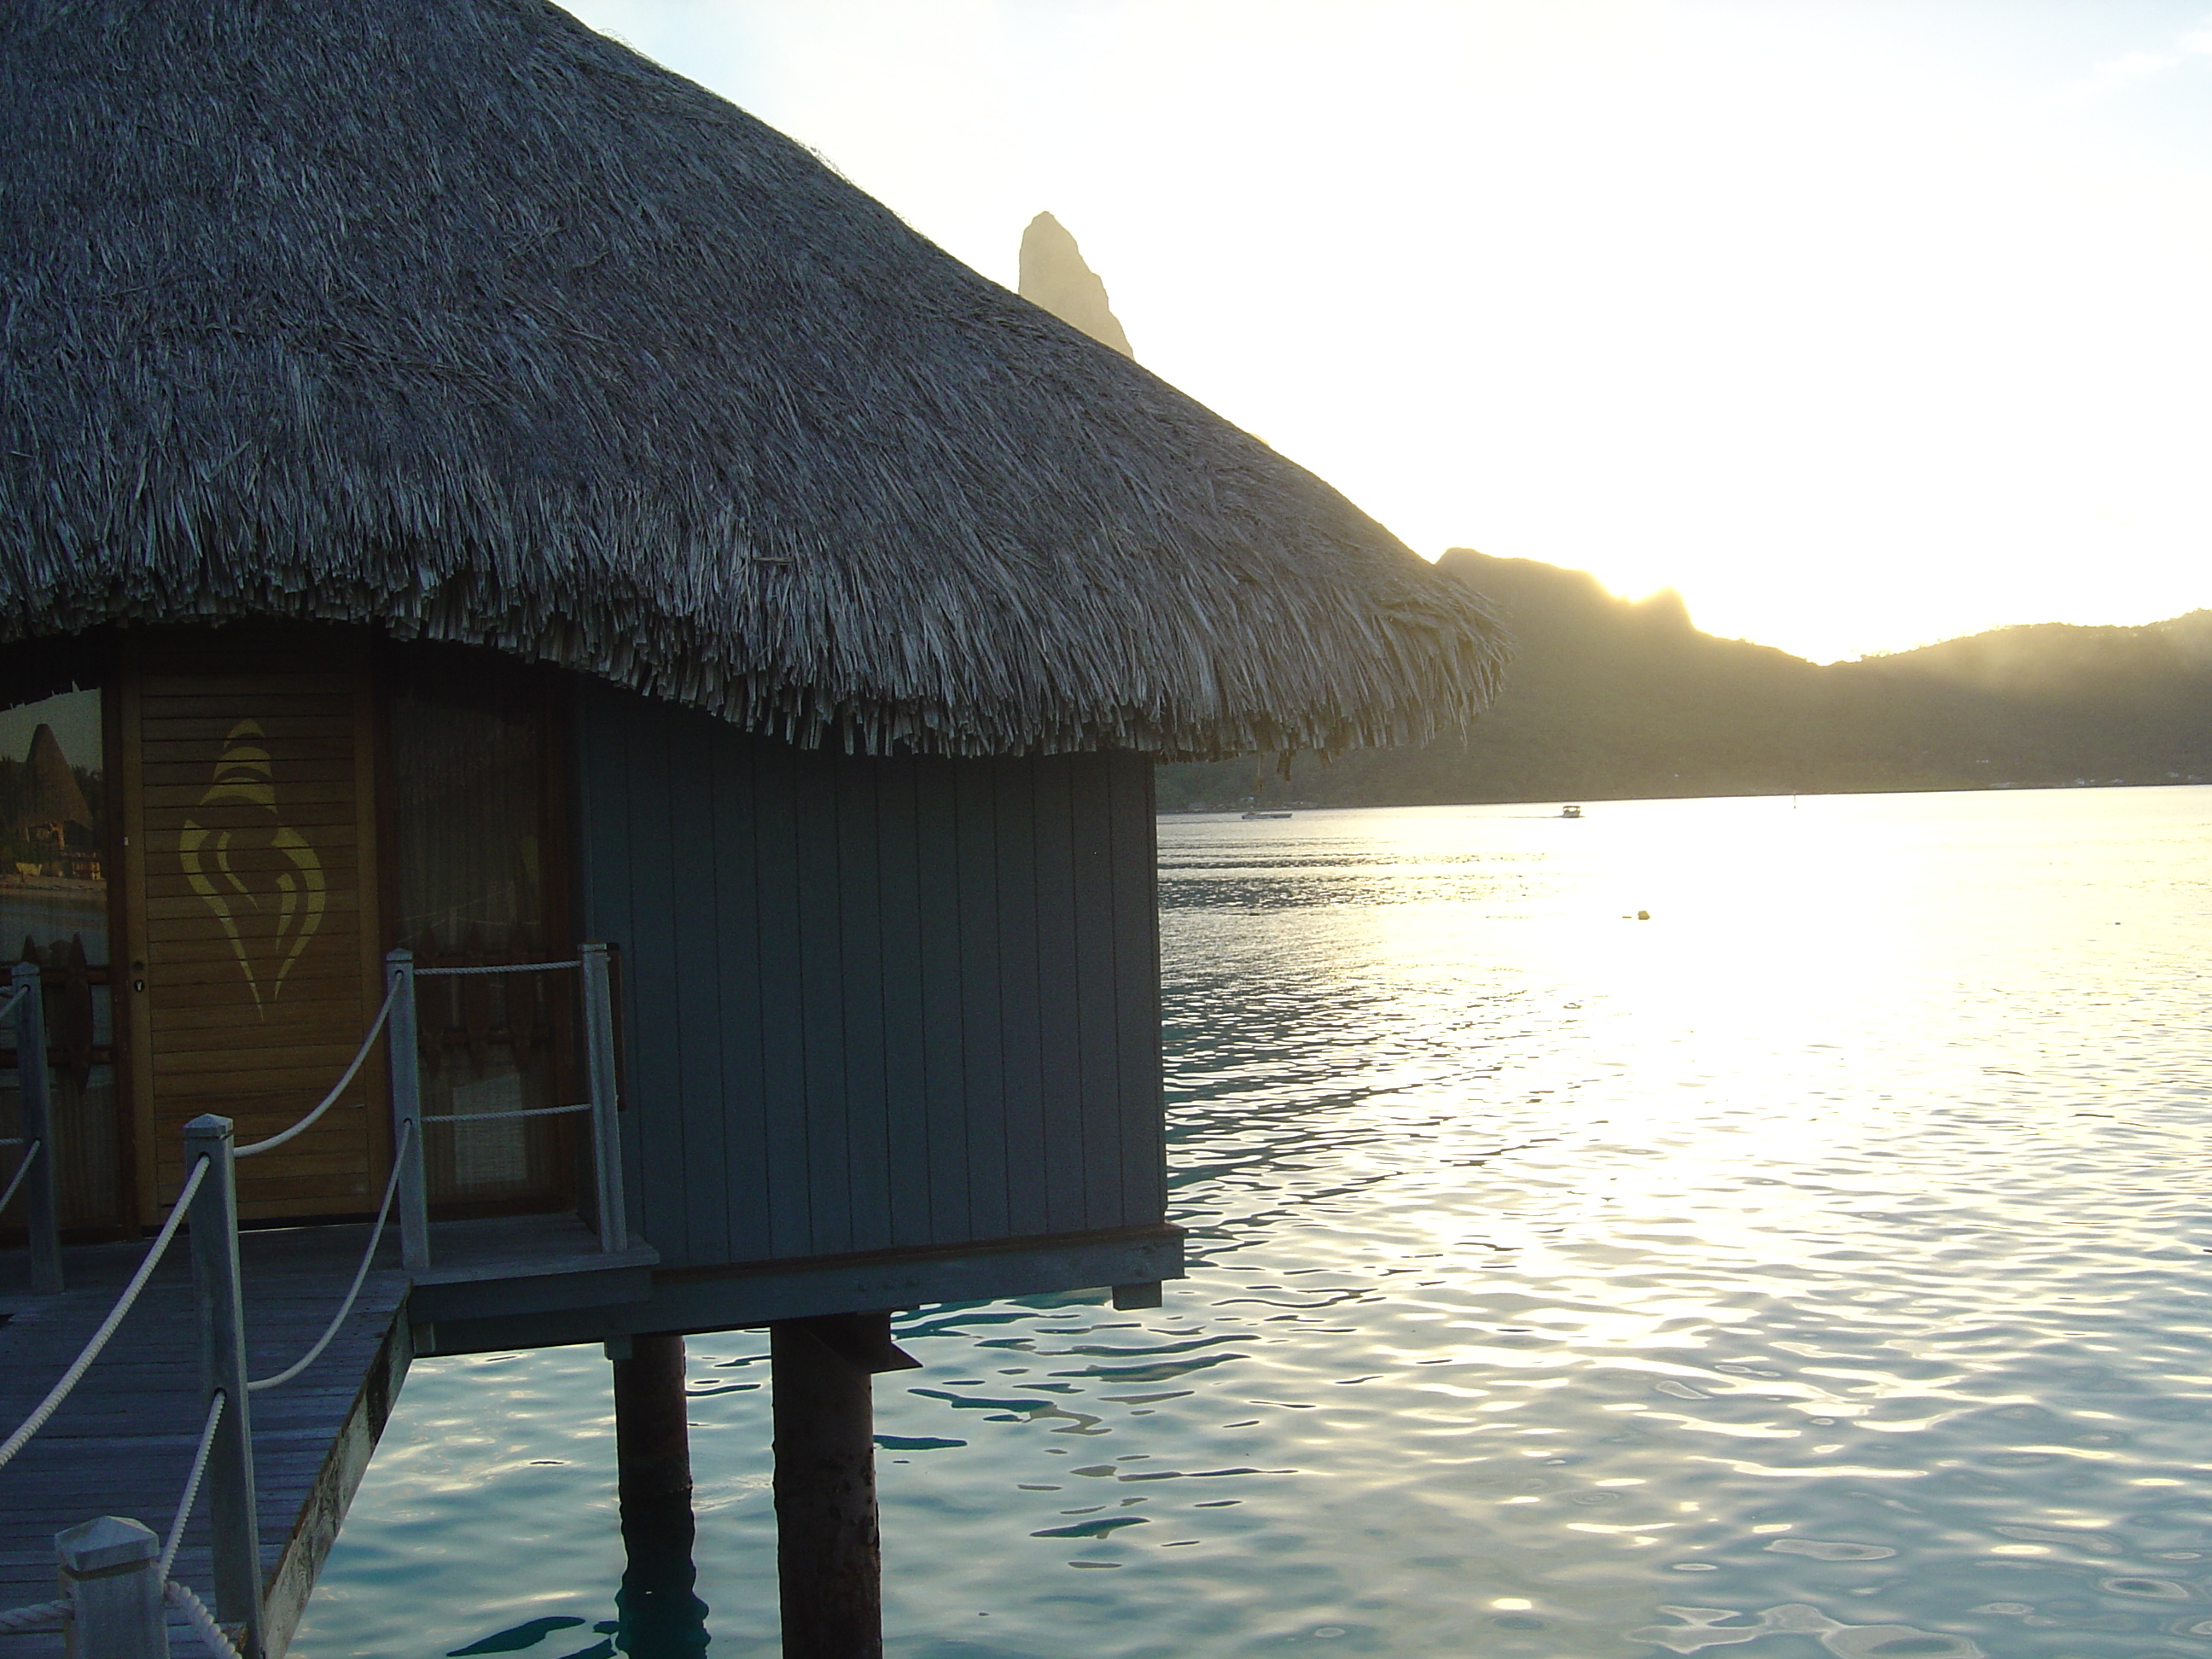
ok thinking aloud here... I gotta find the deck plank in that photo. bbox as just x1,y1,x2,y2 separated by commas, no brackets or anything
0,1214,620,1657
0,1223,409,1658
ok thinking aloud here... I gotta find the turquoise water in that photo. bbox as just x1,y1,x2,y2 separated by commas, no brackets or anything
294,786,2212,1658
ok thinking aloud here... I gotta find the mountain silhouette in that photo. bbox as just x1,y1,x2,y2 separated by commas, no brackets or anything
1159,550,2212,808
1018,212,1135,357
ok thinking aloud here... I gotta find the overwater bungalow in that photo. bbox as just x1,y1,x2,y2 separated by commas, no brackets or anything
0,3,1505,1654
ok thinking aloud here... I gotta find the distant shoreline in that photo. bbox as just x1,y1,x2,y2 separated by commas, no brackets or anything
1155,777,2212,818
1159,552,2212,815
0,876,106,897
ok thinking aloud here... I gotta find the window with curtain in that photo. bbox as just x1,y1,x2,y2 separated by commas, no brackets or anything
386,651,568,1211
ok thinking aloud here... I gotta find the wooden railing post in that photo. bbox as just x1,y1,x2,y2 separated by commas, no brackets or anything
184,1115,264,1659
55,1515,169,1658
12,960,63,1295
384,949,428,1272
579,942,627,1253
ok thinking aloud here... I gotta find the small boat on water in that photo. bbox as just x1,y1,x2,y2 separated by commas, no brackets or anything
1560,804,1583,818
1238,754,1293,819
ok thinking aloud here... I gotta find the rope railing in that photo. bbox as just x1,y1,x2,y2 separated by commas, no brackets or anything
162,1392,227,1579
387,940,627,1272
235,975,404,1160
3,1478,254,1657
0,1597,69,1634
167,1578,246,1659
0,939,629,1653
425,1101,593,1124
414,958,581,976
3,960,60,1297
0,1154,210,1474
0,1539,246,1656
0,1138,41,1214
248,1120,412,1394
0,1128,242,1653
153,1394,249,1654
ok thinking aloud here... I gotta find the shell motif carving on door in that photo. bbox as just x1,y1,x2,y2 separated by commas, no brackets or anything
176,719,327,1016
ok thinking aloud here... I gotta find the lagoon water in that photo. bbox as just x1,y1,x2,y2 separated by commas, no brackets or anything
294,786,2212,1659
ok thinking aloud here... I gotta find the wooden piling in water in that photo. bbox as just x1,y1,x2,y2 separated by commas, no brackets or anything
770,1313,917,1659
609,1333,692,1504
615,1495,709,1659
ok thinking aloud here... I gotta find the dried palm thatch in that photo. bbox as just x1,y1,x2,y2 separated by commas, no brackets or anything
0,0,1505,758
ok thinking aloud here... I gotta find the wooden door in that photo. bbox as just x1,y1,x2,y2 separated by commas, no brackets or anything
117,628,389,1223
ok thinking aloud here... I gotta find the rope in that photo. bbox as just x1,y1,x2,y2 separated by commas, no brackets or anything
414,958,580,976
236,977,401,1159
160,1391,226,1578
0,1598,67,1633
0,1155,208,1472
0,981,25,1023
0,1138,39,1214
247,1121,410,1393
423,1102,592,1124
165,1579,244,1659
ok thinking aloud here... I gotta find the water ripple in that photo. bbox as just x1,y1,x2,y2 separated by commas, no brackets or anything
299,789,2212,1658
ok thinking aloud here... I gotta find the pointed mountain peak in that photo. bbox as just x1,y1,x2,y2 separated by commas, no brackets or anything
1019,212,1135,358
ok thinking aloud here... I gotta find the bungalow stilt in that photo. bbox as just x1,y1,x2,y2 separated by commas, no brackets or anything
771,1314,919,1659
610,1334,693,1506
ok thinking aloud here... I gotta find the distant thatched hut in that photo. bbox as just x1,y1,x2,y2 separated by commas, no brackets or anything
8,725,98,875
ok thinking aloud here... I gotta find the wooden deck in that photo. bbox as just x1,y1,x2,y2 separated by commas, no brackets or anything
0,1214,648,1657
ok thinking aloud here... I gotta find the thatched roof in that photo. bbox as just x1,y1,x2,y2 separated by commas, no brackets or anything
0,0,1505,758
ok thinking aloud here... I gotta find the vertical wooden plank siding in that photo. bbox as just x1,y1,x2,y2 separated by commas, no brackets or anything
791,749,853,1254
872,762,933,1249
911,761,971,1240
707,730,771,1263
572,684,1166,1271
1109,754,1168,1220
950,762,1010,1242
663,708,728,1266
626,697,690,1264
833,760,891,1255
988,761,1048,1241
1027,758,1086,1229
607,688,667,1251
574,686,636,1241
747,740,812,1260
1068,754,1125,1231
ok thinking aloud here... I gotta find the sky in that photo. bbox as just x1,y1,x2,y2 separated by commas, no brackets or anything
566,1,2212,663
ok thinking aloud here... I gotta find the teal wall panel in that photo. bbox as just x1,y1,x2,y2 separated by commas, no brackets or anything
573,681,1166,1271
